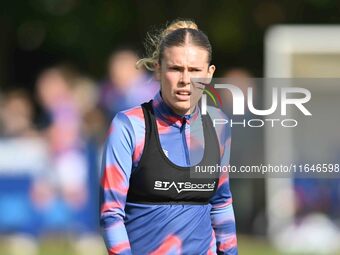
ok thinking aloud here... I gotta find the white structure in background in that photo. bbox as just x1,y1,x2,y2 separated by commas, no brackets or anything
0,137,49,175
265,26,340,254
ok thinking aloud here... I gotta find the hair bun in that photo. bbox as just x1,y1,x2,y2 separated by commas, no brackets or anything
162,19,198,37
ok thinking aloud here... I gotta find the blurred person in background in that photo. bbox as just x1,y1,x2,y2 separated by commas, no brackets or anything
221,68,256,117
99,47,159,119
221,68,266,235
0,89,44,255
72,74,109,166
35,66,89,222
73,76,108,146
35,66,105,255
0,90,38,138
36,66,82,153
72,76,108,254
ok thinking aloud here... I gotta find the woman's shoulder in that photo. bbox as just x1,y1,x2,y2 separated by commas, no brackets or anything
109,105,146,143
118,105,146,130
121,105,145,120
110,105,144,124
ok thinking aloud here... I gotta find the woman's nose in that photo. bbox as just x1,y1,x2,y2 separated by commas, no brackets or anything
180,70,191,85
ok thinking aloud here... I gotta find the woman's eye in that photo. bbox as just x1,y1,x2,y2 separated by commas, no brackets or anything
170,67,180,71
189,68,202,72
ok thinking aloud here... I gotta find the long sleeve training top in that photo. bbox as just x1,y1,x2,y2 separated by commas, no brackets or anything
100,91,238,255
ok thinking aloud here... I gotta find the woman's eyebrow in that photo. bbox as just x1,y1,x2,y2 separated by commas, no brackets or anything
167,64,183,68
167,64,204,69
188,66,203,70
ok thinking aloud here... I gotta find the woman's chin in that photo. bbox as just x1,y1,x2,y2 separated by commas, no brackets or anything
172,102,191,115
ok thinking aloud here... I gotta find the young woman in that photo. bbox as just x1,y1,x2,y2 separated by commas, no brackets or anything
100,19,238,255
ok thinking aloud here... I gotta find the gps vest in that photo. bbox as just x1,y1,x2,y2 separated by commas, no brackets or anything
126,100,220,205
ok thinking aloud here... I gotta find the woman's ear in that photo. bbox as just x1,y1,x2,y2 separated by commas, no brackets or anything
154,62,161,81
208,64,216,78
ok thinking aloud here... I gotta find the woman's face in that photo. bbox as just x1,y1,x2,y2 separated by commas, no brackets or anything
156,44,215,115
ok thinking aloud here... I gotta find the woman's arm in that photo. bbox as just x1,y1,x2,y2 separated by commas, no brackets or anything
100,112,135,255
209,108,238,255
210,171,238,255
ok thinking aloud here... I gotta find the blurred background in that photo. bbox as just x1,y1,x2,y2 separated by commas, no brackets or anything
0,1,340,254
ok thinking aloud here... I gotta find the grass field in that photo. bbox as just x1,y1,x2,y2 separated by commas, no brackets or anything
1,234,339,255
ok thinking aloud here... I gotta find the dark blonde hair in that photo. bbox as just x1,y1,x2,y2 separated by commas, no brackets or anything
136,19,212,71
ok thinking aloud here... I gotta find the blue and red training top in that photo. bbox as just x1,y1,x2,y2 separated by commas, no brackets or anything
100,91,237,255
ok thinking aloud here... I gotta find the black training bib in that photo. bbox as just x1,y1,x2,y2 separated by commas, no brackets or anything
126,100,220,205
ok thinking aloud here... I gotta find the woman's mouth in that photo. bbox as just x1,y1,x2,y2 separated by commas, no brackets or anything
175,90,191,101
